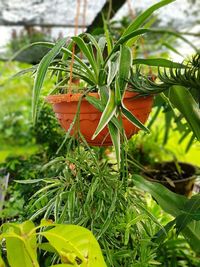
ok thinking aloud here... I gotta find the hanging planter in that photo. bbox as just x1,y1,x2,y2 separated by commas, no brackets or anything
143,161,197,197
46,91,153,146
21,0,184,164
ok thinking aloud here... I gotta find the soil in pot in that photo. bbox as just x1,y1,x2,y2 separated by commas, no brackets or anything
46,91,153,146
143,161,197,197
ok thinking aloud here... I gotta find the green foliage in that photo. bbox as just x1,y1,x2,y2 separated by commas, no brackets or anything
0,220,106,267
133,174,200,253
0,103,70,221
16,146,165,267
129,53,200,145
19,0,180,167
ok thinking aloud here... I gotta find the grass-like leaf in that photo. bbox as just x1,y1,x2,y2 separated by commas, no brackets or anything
32,38,67,123
92,88,117,139
108,122,120,168
115,45,132,105
121,105,150,133
72,36,98,79
122,0,175,37
132,58,186,68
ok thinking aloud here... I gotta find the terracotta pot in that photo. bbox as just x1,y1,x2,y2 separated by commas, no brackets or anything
143,162,197,197
46,91,153,146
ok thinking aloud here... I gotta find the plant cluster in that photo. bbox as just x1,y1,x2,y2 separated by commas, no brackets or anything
1,0,200,266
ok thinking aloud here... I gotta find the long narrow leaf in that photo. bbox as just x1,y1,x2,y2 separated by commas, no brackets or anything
85,95,123,132
132,58,186,68
108,122,120,168
116,45,132,105
107,59,119,86
103,15,113,55
92,89,117,139
85,33,104,66
32,38,66,123
121,105,150,133
72,36,98,79
122,0,175,37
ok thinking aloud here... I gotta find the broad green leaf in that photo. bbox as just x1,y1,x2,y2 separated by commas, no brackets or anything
41,225,107,267
72,36,98,79
133,174,186,216
121,105,149,133
176,195,200,234
32,38,66,123
132,58,186,68
153,220,176,244
92,88,117,139
108,122,120,168
133,175,200,252
122,0,175,37
2,221,39,267
168,85,200,141
182,221,200,253
39,243,57,253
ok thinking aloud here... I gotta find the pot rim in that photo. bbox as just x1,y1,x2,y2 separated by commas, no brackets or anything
45,91,151,104
143,161,197,184
143,174,196,184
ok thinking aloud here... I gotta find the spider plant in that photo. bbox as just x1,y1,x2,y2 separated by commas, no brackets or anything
128,53,200,142
17,0,187,165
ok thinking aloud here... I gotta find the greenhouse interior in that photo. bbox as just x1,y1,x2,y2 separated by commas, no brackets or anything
0,0,200,266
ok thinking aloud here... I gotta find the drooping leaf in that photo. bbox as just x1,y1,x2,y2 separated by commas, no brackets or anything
72,36,98,79
107,58,119,87
108,122,120,168
122,0,175,45
32,38,66,123
115,45,132,105
85,33,104,66
92,88,117,139
103,15,113,55
85,95,122,131
121,105,150,133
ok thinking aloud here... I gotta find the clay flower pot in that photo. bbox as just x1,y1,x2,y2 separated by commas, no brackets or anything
46,91,153,146
143,162,197,197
